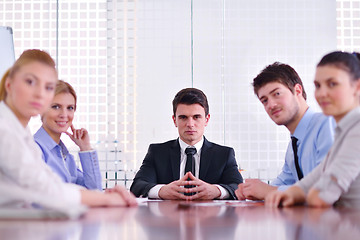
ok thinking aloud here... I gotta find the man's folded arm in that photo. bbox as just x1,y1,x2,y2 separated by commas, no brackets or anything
218,148,243,200
130,145,158,197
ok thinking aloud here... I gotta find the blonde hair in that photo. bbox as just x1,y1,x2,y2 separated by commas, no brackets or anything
56,80,77,110
0,49,57,101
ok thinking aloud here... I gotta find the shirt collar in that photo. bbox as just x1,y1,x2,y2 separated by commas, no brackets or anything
58,140,69,155
292,107,315,141
34,126,63,152
179,137,204,155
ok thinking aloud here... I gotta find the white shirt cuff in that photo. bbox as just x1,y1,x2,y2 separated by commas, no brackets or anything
214,184,229,199
148,184,165,199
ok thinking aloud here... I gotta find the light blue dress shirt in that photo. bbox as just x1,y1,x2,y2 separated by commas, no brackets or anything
34,126,102,190
271,107,336,191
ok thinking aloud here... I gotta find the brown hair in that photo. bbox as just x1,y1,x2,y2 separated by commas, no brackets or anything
252,62,307,100
172,88,209,116
0,49,57,101
55,80,77,110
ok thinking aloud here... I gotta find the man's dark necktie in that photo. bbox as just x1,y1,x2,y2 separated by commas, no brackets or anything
291,136,303,180
184,147,196,196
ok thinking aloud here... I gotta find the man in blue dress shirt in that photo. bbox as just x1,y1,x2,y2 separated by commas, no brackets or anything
235,62,335,200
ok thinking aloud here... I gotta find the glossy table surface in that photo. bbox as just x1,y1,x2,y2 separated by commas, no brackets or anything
1,200,360,240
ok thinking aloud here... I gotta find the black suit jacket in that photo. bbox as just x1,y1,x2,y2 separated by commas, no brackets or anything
130,137,243,199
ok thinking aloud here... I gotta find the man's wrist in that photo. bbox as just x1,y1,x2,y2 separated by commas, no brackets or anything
214,186,221,199
214,184,229,199
149,184,165,199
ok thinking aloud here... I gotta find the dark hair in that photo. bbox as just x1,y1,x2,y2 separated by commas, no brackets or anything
172,88,209,116
252,62,307,100
317,51,360,81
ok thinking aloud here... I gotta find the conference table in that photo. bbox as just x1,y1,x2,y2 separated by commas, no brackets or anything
1,199,360,240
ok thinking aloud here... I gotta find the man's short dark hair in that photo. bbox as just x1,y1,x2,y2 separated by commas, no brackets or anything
252,62,307,100
172,88,209,116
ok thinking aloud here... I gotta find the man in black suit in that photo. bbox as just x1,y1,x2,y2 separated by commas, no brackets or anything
130,88,243,200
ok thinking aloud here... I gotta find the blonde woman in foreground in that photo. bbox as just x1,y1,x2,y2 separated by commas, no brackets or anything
0,49,137,208
266,51,360,208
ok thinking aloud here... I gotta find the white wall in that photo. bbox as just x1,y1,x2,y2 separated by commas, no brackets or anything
135,0,336,180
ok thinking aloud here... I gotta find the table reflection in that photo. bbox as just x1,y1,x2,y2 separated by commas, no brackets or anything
135,201,238,240
0,220,82,240
1,201,360,240
279,206,360,240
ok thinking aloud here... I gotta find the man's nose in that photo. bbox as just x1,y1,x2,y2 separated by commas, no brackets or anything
186,118,195,126
267,98,277,110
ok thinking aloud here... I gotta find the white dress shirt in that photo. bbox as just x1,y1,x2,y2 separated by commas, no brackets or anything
148,137,229,199
0,101,81,208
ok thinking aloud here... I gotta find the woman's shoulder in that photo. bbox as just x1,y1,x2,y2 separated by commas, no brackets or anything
0,114,24,138
33,127,57,148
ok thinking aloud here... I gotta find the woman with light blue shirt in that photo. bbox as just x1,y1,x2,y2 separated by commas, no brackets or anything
34,80,102,190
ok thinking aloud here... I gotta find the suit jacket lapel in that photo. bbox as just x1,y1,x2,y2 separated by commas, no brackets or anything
170,139,181,180
199,137,212,179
